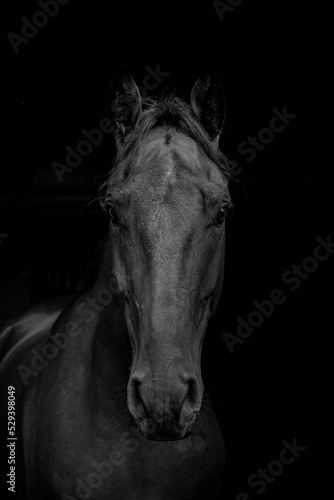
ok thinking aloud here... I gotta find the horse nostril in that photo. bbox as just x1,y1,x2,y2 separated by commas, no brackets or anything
128,374,148,419
186,378,196,404
129,377,141,404
182,375,202,408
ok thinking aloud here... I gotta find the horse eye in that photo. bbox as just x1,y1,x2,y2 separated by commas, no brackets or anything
215,205,228,226
108,204,119,225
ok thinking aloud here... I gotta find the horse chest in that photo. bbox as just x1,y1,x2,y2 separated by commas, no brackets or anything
39,412,224,499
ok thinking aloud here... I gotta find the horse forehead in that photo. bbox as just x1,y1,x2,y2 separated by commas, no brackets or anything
132,152,200,212
133,131,226,199
135,131,205,177
122,130,228,220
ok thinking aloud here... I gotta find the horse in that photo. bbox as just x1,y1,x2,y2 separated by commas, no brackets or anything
0,69,232,500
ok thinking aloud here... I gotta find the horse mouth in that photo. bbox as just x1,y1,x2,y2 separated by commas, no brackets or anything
136,418,194,441
146,427,192,441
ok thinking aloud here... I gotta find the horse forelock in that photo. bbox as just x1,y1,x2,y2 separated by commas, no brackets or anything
99,95,232,201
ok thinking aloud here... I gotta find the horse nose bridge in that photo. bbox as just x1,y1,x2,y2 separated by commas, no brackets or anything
130,365,198,394
135,345,196,382
132,333,200,385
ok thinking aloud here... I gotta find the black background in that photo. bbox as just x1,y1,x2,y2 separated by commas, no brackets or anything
1,1,331,499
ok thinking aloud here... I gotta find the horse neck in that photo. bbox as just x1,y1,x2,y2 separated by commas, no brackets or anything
84,258,132,407
52,255,131,416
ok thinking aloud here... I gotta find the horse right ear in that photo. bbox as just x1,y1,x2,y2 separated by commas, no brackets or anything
108,67,142,148
190,73,226,148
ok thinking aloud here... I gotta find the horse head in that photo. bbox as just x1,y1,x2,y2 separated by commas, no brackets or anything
100,68,231,440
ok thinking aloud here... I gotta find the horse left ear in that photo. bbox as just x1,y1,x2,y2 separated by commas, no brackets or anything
190,74,226,147
108,67,142,148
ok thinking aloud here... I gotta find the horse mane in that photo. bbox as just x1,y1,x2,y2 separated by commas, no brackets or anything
99,94,233,198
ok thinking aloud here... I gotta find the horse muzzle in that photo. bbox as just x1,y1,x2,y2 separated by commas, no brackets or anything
127,372,202,440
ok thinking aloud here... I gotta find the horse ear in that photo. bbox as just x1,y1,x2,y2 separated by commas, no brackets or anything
108,67,142,147
190,74,226,146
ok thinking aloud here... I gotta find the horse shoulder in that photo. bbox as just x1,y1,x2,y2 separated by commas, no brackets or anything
0,295,76,385
0,294,79,500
